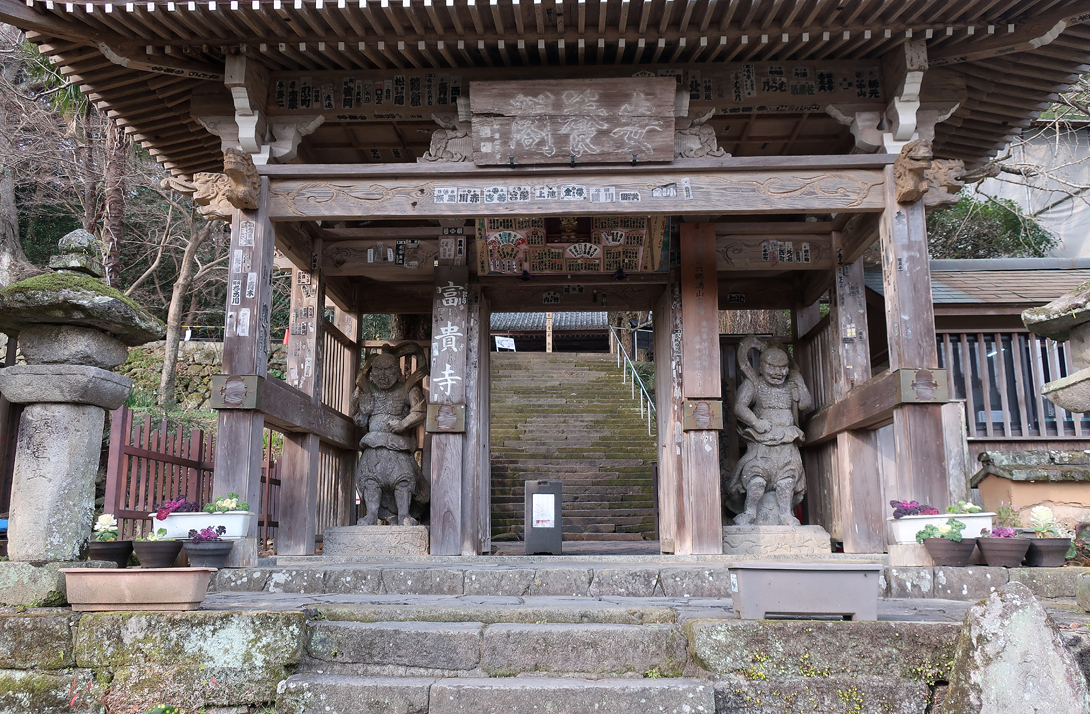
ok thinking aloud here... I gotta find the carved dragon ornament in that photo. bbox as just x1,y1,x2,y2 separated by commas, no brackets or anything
161,148,261,221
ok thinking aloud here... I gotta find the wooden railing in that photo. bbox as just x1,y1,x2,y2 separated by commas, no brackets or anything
322,321,357,415
937,330,1086,440
104,406,283,541
795,314,835,412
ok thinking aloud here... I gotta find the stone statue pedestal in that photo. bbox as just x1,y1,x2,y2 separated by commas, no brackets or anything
323,525,430,556
722,525,833,556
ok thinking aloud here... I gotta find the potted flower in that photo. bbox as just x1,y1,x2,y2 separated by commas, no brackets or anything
887,500,942,544
1024,506,1072,567
916,517,976,566
87,514,132,568
132,527,183,569
182,525,234,568
150,493,253,540
976,526,1030,567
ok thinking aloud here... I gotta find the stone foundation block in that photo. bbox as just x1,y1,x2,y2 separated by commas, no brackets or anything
428,677,714,714
687,620,960,681
211,567,270,592
722,525,832,555
322,567,383,595
275,674,433,714
482,623,688,677
463,568,535,596
0,668,102,714
0,614,74,669
381,567,464,595
104,663,289,714
0,561,113,607
307,621,483,670
526,567,593,596
1009,567,1090,599
714,676,931,714
588,568,662,597
1077,573,1090,611
885,567,934,598
73,611,305,668
323,526,429,556
933,566,1008,600
265,568,327,594
660,566,733,598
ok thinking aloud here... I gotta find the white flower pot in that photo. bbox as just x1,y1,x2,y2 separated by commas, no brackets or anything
886,513,995,545
149,511,255,541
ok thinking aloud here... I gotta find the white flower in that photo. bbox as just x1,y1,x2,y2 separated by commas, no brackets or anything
93,514,118,532
937,524,952,535
1030,505,1054,523
221,498,239,511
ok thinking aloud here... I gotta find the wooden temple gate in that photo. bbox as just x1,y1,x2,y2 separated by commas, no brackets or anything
7,0,1090,565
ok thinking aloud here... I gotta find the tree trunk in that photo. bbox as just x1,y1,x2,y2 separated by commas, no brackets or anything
159,223,215,406
0,165,31,287
390,314,431,341
75,108,97,234
101,118,126,287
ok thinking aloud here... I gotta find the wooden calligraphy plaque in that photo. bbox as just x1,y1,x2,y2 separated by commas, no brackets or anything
470,78,677,165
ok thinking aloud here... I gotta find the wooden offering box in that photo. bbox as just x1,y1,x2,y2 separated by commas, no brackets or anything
729,562,882,621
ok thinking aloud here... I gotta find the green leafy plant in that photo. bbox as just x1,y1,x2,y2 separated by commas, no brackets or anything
927,194,1058,259
946,500,982,515
143,706,185,714
135,527,170,542
995,502,1022,529
1028,506,1062,537
92,514,120,542
916,518,967,543
203,493,249,514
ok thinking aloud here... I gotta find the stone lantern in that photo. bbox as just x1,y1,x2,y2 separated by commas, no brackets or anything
0,229,165,562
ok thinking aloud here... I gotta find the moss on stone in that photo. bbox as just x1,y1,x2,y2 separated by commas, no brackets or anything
0,271,147,314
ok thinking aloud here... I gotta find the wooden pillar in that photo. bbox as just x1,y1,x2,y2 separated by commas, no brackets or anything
679,223,723,555
830,232,884,553
652,281,683,554
879,165,948,508
428,266,469,555
213,178,276,567
278,249,325,556
461,285,491,554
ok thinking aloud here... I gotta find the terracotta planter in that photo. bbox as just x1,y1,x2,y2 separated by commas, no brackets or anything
922,538,977,567
977,537,1030,568
182,540,234,568
133,540,183,569
87,540,133,569
60,567,215,611
1025,537,1072,567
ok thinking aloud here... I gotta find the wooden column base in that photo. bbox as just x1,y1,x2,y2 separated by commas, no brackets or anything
214,409,265,568
890,403,948,509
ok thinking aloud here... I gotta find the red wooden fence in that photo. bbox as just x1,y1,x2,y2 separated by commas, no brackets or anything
104,406,281,544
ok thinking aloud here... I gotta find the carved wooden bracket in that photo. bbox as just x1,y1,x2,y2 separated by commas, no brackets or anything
418,114,472,163
161,148,260,221
893,140,933,204
198,115,324,165
923,159,966,210
674,109,729,160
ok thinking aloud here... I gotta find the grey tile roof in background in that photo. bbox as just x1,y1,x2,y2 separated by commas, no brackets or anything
864,268,1090,305
490,312,610,331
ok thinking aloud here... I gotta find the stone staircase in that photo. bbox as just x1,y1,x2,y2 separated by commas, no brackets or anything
489,352,657,541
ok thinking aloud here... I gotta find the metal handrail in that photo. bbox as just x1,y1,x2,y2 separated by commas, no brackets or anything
608,325,656,435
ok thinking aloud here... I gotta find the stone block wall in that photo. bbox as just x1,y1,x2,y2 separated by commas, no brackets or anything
114,341,287,411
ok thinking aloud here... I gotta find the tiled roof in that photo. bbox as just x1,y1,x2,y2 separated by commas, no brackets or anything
491,312,609,331
864,269,1090,305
